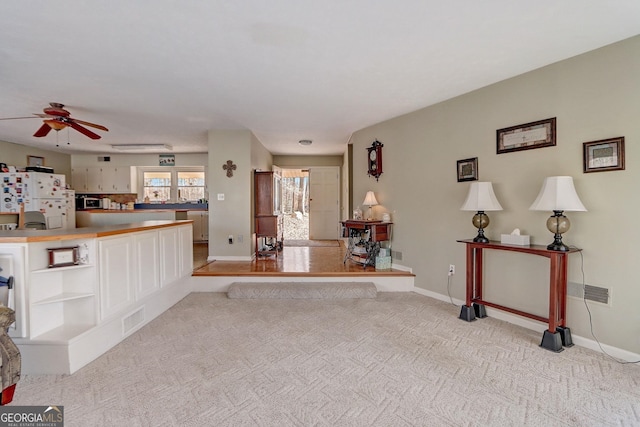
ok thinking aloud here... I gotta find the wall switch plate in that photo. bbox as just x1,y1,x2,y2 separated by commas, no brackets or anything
217,193,225,201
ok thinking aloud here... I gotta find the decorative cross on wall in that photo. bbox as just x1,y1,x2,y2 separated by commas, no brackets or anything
223,160,237,178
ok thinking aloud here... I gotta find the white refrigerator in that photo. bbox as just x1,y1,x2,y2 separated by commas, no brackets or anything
1,172,68,229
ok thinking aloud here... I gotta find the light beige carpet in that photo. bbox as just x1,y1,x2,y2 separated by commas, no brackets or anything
283,239,340,247
12,292,640,426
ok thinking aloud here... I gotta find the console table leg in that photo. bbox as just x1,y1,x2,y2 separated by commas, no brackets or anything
556,326,574,347
459,305,476,322
540,330,564,352
473,303,487,318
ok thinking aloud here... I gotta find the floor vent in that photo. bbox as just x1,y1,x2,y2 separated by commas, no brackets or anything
122,306,145,336
568,282,610,305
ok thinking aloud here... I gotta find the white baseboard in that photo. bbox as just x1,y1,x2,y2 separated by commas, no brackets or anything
412,286,640,363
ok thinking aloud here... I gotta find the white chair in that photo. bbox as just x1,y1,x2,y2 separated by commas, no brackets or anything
23,211,47,230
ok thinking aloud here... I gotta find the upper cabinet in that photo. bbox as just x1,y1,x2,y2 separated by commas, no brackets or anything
71,166,136,193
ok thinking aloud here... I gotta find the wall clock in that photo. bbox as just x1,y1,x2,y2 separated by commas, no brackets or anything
367,140,384,181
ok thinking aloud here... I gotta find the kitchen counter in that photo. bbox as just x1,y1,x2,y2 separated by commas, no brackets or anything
0,220,193,243
81,209,189,213
134,203,208,210
75,209,184,227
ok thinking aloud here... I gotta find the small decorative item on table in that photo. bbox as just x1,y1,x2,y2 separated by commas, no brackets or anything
375,256,391,270
47,246,80,268
500,228,530,246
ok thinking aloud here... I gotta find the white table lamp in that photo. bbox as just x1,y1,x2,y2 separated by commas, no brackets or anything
529,176,586,251
363,191,379,220
460,182,503,243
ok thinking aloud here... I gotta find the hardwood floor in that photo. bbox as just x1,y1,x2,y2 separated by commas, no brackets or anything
192,241,413,277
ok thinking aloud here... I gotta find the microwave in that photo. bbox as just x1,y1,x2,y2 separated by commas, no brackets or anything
78,197,102,210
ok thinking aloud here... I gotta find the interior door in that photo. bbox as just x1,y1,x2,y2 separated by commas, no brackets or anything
309,167,340,239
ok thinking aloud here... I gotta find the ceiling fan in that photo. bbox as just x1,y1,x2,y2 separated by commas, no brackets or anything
0,102,108,140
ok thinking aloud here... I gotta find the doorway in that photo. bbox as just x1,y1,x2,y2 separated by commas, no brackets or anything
280,169,310,240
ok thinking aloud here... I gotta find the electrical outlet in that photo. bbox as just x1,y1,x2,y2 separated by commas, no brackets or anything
237,234,243,243
448,264,455,276
228,235,233,244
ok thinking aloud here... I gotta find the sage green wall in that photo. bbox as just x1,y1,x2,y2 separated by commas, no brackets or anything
351,35,640,355
0,140,72,177
208,130,272,260
273,155,343,167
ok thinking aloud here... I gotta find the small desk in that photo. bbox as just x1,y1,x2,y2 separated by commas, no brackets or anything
457,239,581,352
341,220,392,268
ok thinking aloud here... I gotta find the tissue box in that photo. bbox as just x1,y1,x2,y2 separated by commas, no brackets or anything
375,256,392,270
500,234,530,246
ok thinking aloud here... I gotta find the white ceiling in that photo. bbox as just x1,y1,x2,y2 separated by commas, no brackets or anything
1,1,639,156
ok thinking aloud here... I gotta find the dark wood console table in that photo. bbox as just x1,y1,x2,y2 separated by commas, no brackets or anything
457,239,582,352
341,220,392,268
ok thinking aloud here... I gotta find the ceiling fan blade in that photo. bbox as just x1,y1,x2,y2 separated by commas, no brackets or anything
33,123,53,137
0,116,38,120
67,121,101,139
71,118,108,132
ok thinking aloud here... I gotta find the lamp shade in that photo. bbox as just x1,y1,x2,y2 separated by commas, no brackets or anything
529,176,587,212
362,191,379,207
460,182,503,211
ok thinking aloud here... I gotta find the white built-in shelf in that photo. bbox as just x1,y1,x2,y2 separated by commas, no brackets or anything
31,263,94,274
32,292,95,306
28,323,95,343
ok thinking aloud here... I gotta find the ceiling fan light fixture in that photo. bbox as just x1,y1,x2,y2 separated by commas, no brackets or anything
43,119,67,131
111,144,173,151
298,139,312,146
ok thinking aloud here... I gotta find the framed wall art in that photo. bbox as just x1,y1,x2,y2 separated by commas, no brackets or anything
496,117,556,154
27,155,45,167
457,157,478,182
583,136,625,173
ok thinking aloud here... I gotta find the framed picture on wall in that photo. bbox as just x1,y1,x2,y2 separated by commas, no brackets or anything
583,137,625,173
496,117,556,154
457,157,478,182
27,155,45,167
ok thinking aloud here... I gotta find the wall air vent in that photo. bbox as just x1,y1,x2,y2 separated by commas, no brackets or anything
122,306,145,336
567,282,610,305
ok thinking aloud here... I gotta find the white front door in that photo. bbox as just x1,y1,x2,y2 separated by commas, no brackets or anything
309,167,340,239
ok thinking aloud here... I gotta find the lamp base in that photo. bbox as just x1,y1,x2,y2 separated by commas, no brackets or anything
547,233,570,251
473,235,489,243
472,211,490,243
547,242,570,252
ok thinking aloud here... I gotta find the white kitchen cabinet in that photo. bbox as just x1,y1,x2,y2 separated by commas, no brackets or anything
71,168,88,192
99,235,135,320
134,230,160,300
188,210,209,242
71,166,135,193
71,167,102,192
178,224,194,277
101,166,134,192
159,227,179,287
